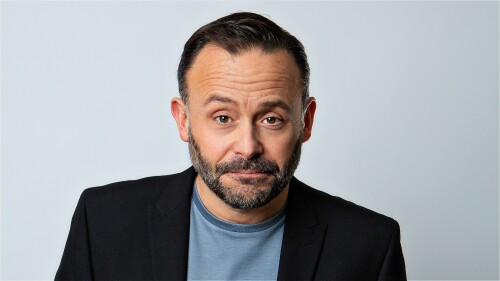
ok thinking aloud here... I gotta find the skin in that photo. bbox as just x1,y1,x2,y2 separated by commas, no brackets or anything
171,44,316,224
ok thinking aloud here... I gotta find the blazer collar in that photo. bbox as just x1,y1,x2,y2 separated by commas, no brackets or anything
148,166,196,280
277,177,328,280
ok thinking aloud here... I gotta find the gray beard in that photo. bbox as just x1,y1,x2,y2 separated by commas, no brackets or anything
188,128,302,210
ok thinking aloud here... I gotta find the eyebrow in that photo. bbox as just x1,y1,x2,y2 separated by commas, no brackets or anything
204,95,237,106
258,100,291,113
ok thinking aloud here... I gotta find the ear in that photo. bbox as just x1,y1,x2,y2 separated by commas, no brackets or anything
171,97,189,142
301,97,316,143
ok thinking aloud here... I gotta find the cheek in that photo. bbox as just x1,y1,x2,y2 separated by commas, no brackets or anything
262,130,299,163
190,122,232,161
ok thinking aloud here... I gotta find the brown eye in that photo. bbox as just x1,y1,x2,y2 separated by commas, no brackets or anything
262,116,283,125
265,117,277,124
215,115,231,124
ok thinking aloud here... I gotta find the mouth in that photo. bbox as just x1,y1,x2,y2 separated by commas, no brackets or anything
226,170,271,181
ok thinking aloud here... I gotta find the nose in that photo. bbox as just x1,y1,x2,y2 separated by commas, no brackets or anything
232,122,263,160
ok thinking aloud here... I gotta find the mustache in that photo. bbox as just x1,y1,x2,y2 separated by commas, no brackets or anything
215,157,279,174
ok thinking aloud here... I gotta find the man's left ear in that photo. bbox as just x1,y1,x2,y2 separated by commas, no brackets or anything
301,97,317,143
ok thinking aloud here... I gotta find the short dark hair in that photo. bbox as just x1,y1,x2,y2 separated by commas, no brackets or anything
177,12,310,107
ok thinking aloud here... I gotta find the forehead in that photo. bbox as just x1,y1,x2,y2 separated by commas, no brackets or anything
185,44,301,105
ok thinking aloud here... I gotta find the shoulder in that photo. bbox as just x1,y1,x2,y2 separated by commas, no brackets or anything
81,167,195,211
288,178,406,278
290,177,398,229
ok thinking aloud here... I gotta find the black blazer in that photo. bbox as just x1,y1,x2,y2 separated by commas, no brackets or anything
56,167,406,280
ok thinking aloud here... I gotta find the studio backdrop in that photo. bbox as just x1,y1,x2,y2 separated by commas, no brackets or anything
2,1,498,280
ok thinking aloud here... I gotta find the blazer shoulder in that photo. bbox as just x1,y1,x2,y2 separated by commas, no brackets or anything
288,178,407,280
292,177,398,228
83,167,195,208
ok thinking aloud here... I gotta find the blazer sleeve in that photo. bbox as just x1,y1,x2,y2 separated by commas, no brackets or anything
55,189,94,280
378,220,407,281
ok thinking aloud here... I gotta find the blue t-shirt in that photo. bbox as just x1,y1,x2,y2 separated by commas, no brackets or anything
187,184,286,280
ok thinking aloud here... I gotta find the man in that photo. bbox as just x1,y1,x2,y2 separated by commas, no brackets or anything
56,12,406,280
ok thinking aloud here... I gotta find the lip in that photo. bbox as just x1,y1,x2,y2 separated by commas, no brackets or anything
227,171,269,179
231,170,264,174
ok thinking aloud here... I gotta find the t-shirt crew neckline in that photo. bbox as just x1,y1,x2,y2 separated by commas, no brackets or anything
192,183,287,233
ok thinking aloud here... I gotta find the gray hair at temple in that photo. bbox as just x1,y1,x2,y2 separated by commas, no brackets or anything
177,12,310,109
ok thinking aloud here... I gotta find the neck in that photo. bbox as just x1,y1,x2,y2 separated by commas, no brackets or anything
195,175,289,224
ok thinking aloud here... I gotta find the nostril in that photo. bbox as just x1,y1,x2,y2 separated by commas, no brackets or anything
248,153,262,161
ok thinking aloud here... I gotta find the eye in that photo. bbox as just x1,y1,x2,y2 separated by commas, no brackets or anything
215,115,232,124
262,116,283,125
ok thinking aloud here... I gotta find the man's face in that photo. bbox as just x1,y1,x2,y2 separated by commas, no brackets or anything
173,45,315,210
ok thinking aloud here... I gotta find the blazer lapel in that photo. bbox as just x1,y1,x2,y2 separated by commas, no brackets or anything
148,167,196,280
277,177,328,280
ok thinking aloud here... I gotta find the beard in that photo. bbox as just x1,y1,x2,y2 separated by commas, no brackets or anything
188,128,302,210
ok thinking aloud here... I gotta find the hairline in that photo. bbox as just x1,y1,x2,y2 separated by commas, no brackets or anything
181,43,308,109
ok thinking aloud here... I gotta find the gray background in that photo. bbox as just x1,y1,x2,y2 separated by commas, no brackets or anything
1,1,498,280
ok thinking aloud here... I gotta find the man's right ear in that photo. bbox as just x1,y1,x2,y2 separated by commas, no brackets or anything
171,97,189,142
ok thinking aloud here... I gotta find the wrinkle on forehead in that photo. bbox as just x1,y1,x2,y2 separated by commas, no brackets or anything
186,45,301,100
195,77,296,95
